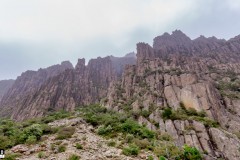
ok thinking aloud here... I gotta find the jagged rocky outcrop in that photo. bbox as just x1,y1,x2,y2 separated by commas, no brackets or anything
0,61,74,118
0,54,136,120
1,30,240,159
104,30,240,159
0,79,15,102
110,52,136,76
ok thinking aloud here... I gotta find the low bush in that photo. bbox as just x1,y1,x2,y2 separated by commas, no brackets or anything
154,144,181,159
122,144,139,156
158,133,172,141
159,156,166,160
25,135,37,144
147,155,154,160
125,134,134,143
162,108,172,119
38,152,45,158
133,138,151,149
68,154,80,160
75,143,83,149
160,107,218,128
0,116,62,149
4,153,21,160
80,105,155,140
56,127,75,140
107,140,116,147
141,110,151,118
176,145,202,160
58,145,66,152
41,110,71,123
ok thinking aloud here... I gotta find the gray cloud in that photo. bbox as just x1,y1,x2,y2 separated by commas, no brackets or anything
0,0,240,80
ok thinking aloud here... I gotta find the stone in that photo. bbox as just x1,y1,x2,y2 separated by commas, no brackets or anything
11,145,28,153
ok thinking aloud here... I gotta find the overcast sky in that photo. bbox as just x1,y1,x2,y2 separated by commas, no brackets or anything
0,0,240,80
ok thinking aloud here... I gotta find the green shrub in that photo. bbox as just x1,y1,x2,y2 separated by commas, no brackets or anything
125,134,134,143
68,154,80,160
4,153,21,160
23,124,43,140
26,135,37,144
147,155,154,160
80,104,156,140
122,144,139,156
176,145,202,160
133,138,151,149
162,108,172,119
15,124,43,144
38,152,45,158
0,136,14,149
154,144,181,159
141,110,151,118
185,108,198,116
42,124,58,134
56,127,75,140
50,144,56,151
76,143,83,149
107,140,116,147
58,145,66,152
42,110,71,123
159,156,166,160
97,125,113,135
158,133,172,141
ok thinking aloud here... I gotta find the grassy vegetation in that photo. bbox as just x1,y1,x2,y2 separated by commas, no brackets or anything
161,105,219,128
79,104,155,140
37,151,45,158
58,145,66,152
79,104,203,159
107,140,116,147
68,154,80,160
3,153,20,160
56,127,75,140
122,144,139,156
75,143,83,149
0,104,203,159
0,110,71,150
216,80,240,99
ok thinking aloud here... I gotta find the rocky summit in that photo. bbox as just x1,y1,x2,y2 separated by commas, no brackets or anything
1,30,240,159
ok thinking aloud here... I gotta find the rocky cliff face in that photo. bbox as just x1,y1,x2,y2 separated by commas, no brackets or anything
0,61,74,119
110,52,136,76
104,31,240,159
1,30,240,159
0,54,136,120
0,79,15,101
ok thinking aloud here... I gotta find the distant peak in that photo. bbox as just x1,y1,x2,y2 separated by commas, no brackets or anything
154,30,191,41
163,32,170,36
153,30,192,51
172,29,184,35
171,30,191,39
75,58,86,70
61,61,73,69
124,52,136,58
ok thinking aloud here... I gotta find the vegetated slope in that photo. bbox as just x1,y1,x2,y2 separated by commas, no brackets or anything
1,104,202,160
1,30,240,159
0,79,14,101
103,30,240,160
0,54,136,121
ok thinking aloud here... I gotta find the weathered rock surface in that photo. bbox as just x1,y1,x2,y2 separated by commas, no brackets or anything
0,79,14,102
7,117,156,160
0,54,136,120
0,61,74,119
1,30,240,159
104,31,240,159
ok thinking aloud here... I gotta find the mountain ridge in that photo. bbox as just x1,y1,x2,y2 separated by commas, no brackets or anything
1,30,240,159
